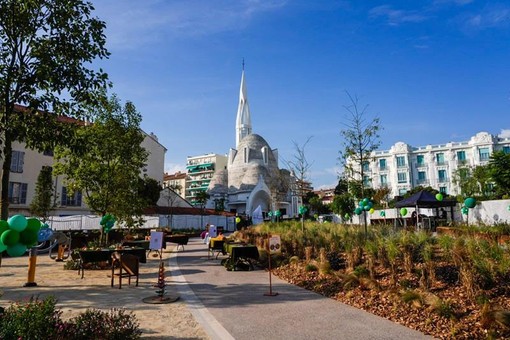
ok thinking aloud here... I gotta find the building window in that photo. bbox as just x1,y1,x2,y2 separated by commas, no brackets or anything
262,147,268,164
439,186,447,194
380,174,387,186
416,155,424,166
379,159,387,170
457,150,466,162
396,156,406,168
61,187,82,207
436,153,445,165
397,172,407,183
8,182,28,204
398,188,407,196
438,169,447,182
363,176,370,187
10,151,25,173
479,147,490,161
362,161,370,172
417,171,426,183
503,146,510,154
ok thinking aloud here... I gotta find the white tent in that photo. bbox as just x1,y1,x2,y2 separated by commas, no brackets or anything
252,205,264,225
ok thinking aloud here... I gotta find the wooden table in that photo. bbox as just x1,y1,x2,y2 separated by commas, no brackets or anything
165,235,189,251
78,248,146,278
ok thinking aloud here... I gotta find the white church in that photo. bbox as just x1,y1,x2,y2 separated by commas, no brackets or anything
207,69,300,220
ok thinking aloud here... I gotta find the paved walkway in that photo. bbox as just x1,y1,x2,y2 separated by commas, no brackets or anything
169,238,433,340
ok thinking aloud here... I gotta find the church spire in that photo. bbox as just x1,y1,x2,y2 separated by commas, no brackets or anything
235,62,252,147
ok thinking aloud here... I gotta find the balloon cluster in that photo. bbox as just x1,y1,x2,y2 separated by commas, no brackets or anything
100,214,116,233
298,206,308,215
0,215,41,257
460,197,476,215
355,198,373,215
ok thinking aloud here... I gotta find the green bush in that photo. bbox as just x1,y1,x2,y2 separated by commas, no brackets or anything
0,297,141,340
66,308,141,340
0,296,66,339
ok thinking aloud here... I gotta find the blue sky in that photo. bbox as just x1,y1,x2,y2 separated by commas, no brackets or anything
91,0,510,189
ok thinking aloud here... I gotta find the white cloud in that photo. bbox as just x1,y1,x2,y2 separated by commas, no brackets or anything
164,162,186,175
464,5,510,29
433,0,474,6
369,5,428,26
92,0,288,51
499,129,510,138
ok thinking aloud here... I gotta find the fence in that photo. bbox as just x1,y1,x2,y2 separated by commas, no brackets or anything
46,214,236,232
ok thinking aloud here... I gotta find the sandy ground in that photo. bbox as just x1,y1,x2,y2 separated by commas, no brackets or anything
0,248,209,340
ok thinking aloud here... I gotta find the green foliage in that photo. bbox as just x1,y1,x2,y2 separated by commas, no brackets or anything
0,296,141,340
29,166,55,221
305,263,318,272
489,151,510,197
68,308,141,340
0,296,65,339
330,193,355,219
53,94,149,228
0,0,109,220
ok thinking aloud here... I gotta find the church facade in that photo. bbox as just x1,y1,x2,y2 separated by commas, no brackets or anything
207,70,299,219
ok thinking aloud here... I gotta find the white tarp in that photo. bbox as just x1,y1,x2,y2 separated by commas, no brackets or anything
252,205,264,225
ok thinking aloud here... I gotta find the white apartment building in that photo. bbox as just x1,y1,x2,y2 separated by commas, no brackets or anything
185,153,227,205
4,131,166,217
362,132,510,198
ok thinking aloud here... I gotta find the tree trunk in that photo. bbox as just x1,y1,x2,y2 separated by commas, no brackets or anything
1,133,12,221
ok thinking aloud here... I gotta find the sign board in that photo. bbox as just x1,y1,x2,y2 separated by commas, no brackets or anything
269,235,281,254
149,231,164,250
208,225,217,238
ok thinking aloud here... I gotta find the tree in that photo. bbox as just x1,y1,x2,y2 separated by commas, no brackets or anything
339,92,382,199
489,151,510,197
29,165,55,222
194,190,210,228
452,165,493,198
0,0,109,220
162,184,182,227
285,136,313,209
53,95,148,231
331,194,355,220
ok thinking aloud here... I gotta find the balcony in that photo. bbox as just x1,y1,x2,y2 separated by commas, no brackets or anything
379,165,389,171
415,162,427,169
438,177,448,183
416,179,428,185
456,159,469,166
435,161,448,166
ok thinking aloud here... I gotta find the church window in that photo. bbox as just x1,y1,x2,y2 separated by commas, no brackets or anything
262,147,268,164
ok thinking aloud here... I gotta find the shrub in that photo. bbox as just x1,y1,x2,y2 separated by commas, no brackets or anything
305,263,318,272
68,308,141,340
0,297,141,340
0,296,66,340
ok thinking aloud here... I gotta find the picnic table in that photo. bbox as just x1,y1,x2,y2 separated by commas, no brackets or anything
77,248,146,278
222,242,259,271
165,234,189,251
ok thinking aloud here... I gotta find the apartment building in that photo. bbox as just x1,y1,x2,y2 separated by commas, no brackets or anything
359,131,510,197
185,153,227,205
4,131,166,217
163,171,188,198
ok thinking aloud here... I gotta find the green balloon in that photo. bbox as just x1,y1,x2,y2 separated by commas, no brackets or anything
1,229,20,246
461,207,469,215
380,211,386,217
435,193,443,201
8,215,27,232
0,220,9,235
0,241,7,252
400,208,408,216
25,218,41,233
354,207,362,215
7,243,27,257
20,229,38,247
362,198,369,206
464,197,476,209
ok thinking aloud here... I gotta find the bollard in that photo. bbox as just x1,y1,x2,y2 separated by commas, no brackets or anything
24,246,38,287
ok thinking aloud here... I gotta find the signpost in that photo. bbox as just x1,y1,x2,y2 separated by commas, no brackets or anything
264,234,280,297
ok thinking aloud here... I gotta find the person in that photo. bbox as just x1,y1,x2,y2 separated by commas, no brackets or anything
202,224,210,244
411,211,417,226
440,208,447,220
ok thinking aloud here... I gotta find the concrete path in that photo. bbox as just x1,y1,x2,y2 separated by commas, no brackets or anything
169,238,433,340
